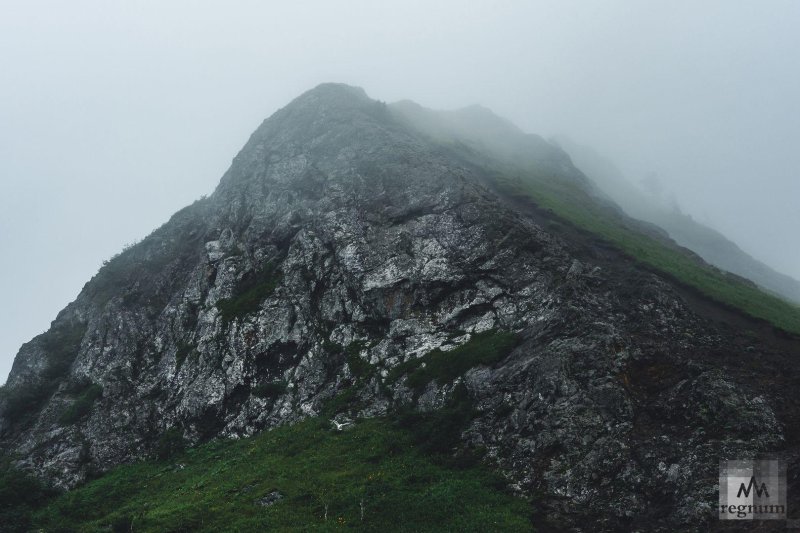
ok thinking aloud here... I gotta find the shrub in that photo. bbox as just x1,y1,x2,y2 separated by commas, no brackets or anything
495,169,800,335
155,428,186,461
175,341,198,370
252,381,288,399
0,461,56,533
111,514,134,533
322,340,343,354
27,416,534,531
217,263,281,325
40,322,87,381
345,341,374,380
0,385,49,425
0,322,87,426
322,386,359,417
389,330,520,393
59,383,103,425
395,382,475,455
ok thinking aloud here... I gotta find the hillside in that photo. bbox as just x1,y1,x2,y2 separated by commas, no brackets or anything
390,103,800,333
553,136,800,306
5,417,534,532
2,84,800,531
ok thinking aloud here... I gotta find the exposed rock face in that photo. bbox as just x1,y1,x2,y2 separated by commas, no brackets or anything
2,83,799,531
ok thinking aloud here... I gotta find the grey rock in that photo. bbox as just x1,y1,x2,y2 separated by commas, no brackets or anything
254,491,283,507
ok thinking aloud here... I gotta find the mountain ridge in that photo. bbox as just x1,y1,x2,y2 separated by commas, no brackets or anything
553,135,800,305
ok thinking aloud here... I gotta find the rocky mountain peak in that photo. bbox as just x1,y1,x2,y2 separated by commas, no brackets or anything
292,82,371,108
2,84,799,531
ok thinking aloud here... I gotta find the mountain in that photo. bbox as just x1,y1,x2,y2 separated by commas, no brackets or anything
553,135,800,305
2,84,800,531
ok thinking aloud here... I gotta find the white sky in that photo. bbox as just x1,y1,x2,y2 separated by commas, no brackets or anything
1,0,799,382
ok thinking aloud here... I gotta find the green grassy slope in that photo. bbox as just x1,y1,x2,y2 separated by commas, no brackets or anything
495,168,800,335
17,417,534,532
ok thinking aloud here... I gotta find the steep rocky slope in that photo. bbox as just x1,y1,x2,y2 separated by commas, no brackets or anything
2,84,800,531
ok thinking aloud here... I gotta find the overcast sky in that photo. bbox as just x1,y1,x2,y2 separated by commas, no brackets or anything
1,0,799,382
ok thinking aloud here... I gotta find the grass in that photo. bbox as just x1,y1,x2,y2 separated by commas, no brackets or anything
20,416,535,532
0,460,57,533
216,263,281,326
494,169,800,335
345,341,376,381
388,330,521,394
154,428,187,461
427,131,800,334
252,381,288,399
85,196,211,310
321,386,361,418
395,383,477,456
40,322,89,381
321,339,378,385
0,322,88,426
59,382,103,425
175,341,199,370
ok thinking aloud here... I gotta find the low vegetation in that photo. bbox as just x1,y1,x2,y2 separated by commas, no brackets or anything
0,322,87,426
86,196,211,310
4,416,536,532
345,341,376,381
426,131,800,334
321,386,361,418
154,428,187,461
395,383,477,456
494,169,800,335
216,263,282,325
322,339,378,384
175,341,199,370
252,381,288,399
0,461,56,533
59,381,103,425
389,330,521,393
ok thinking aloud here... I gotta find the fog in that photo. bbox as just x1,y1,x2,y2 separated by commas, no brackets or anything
2,0,799,382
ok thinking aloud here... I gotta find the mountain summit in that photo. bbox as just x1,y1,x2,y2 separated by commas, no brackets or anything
2,84,800,531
